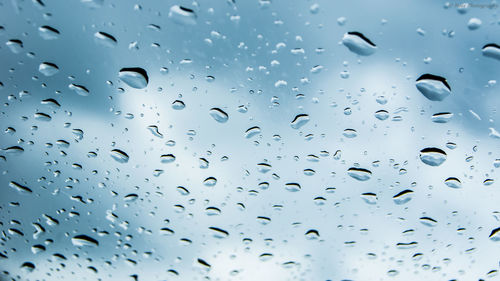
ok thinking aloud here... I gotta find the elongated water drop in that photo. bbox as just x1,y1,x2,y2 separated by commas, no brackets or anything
119,67,149,89
416,74,451,101
342,32,377,56
110,149,129,163
209,108,229,123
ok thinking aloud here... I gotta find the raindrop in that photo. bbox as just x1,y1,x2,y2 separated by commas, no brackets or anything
9,181,33,194
119,67,149,89
416,74,451,101
290,114,310,129
431,112,453,123
393,189,414,205
467,18,482,30
374,110,389,120
69,84,90,96
360,192,378,204
444,177,461,188
419,147,447,166
489,227,500,241
94,31,117,47
110,149,129,163
342,32,377,56
482,44,500,60
38,25,60,40
285,182,301,192
71,234,99,247
209,108,229,123
160,154,176,163
34,112,51,121
6,39,23,53
147,125,163,138
172,100,185,110
169,5,197,25
419,217,438,227
245,126,261,138
38,62,59,76
209,227,229,238
347,167,372,181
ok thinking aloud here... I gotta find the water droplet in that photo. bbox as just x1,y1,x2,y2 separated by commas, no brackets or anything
6,39,23,54
482,44,500,60
431,112,453,123
147,125,163,138
3,146,24,154
305,229,319,239
343,128,358,138
285,182,301,192
393,189,414,205
375,110,389,120
38,25,60,40
290,114,310,129
38,62,59,76
342,32,377,56
94,31,117,47
209,227,229,238
245,126,261,138
160,154,176,163
416,74,451,101
419,147,447,166
71,234,99,247
209,108,229,123
467,18,482,30
69,84,90,96
9,181,33,194
172,100,185,110
42,100,60,110
203,177,217,186
34,112,51,121
347,167,372,181
419,217,438,227
169,5,197,25
110,149,129,163
21,262,35,272
360,192,378,204
119,67,149,89
489,227,500,241
444,177,461,188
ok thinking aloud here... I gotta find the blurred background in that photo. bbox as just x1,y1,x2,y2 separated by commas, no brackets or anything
0,0,500,280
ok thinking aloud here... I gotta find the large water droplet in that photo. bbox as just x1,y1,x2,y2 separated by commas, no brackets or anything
9,181,33,194
245,126,261,138
94,31,117,47
489,227,500,241
393,189,413,205
71,234,99,247
444,177,461,188
419,147,447,166
482,44,500,60
119,67,149,89
290,114,310,129
38,25,60,40
431,112,453,123
69,84,90,96
342,32,377,56
416,74,451,101
169,5,197,25
209,108,229,123
110,149,129,163
38,62,59,76
347,167,372,181
6,39,23,54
